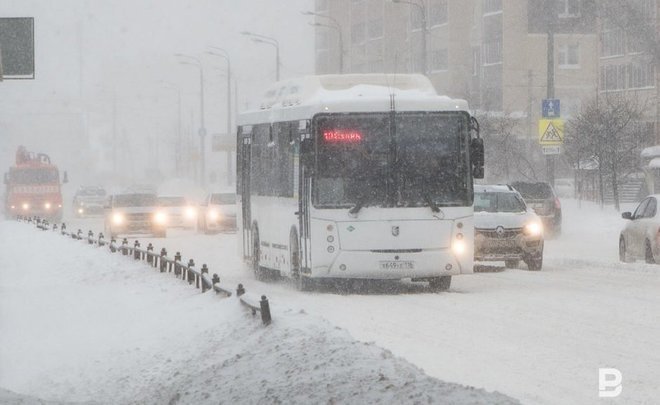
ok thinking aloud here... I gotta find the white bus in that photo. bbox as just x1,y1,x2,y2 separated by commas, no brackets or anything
236,74,483,291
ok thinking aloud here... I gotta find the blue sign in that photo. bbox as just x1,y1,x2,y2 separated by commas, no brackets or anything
542,99,560,118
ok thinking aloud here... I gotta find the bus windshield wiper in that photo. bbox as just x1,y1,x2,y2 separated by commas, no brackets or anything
422,191,440,213
349,198,366,216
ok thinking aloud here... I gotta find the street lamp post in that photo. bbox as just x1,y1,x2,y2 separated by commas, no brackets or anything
206,47,234,186
175,54,206,186
392,0,427,76
241,31,280,81
302,11,344,73
159,81,183,176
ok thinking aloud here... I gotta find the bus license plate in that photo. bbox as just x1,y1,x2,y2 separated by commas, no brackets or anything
379,261,414,270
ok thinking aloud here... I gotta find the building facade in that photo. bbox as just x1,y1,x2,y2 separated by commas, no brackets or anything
312,0,599,143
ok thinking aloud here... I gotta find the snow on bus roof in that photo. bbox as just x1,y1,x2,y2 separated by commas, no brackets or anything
251,74,469,113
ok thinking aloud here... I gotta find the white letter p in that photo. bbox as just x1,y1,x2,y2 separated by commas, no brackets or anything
599,368,622,398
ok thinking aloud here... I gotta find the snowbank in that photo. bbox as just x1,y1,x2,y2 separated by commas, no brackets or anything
0,221,516,404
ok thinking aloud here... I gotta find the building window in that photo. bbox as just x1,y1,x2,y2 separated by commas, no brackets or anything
558,44,580,67
482,41,502,65
429,0,448,26
316,31,329,50
601,64,627,91
629,61,655,88
431,48,448,71
601,29,625,57
472,47,480,76
351,22,366,45
410,8,424,31
368,18,383,39
482,0,502,14
559,0,580,18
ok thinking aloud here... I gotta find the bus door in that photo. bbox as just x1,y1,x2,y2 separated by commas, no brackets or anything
239,126,252,260
299,120,313,273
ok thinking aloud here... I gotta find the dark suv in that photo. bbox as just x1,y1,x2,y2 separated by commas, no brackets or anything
511,181,562,236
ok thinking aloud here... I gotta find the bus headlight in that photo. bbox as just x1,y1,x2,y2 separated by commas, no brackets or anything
184,206,197,219
112,212,124,225
524,222,543,237
208,209,220,221
154,211,168,225
22,203,30,211
452,239,467,256
44,202,51,210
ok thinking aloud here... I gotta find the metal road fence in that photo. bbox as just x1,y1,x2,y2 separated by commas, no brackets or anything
20,215,272,326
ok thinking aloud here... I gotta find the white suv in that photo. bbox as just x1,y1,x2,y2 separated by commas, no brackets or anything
474,185,544,270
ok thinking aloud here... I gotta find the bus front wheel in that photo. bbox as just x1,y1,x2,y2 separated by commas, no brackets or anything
428,276,451,292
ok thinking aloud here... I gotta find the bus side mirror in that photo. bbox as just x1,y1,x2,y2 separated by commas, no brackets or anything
470,138,484,179
62,171,69,184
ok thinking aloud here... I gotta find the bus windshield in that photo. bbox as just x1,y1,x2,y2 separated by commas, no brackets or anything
10,168,59,184
313,112,470,209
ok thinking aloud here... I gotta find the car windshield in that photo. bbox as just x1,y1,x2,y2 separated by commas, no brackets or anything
210,193,235,204
474,192,527,213
512,182,554,199
77,188,106,196
113,194,157,207
313,112,470,209
158,196,186,207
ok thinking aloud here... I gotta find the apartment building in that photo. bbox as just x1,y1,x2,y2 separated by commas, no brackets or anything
598,0,658,141
312,0,599,138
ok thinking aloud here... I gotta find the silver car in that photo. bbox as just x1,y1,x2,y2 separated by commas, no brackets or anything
474,185,544,270
619,195,660,263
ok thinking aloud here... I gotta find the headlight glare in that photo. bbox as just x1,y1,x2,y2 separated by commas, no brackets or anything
184,206,197,219
154,211,167,225
524,222,543,236
452,239,467,255
208,210,220,221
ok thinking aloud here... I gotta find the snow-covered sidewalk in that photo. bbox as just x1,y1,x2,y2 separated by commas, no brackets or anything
0,221,516,404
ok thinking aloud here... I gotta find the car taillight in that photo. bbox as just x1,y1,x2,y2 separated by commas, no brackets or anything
554,197,561,209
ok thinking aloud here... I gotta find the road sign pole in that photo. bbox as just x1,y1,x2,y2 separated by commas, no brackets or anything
546,14,556,187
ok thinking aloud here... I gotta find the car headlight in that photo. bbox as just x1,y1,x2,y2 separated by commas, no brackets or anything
208,209,220,221
452,239,467,255
112,212,124,225
78,208,84,214
184,206,197,219
154,211,168,225
524,222,543,236
22,203,30,211
44,202,51,210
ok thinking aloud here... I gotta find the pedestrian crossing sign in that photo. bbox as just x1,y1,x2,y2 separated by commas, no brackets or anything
538,119,564,145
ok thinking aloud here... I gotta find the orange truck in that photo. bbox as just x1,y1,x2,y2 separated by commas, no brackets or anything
3,146,67,220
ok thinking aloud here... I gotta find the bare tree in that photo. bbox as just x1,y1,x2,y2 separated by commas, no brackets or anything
476,113,540,183
565,94,648,211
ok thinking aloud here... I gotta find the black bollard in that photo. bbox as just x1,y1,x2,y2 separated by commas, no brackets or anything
187,259,195,285
260,295,271,325
88,230,94,244
61,223,66,235
122,238,128,255
212,273,220,285
160,248,167,272
147,243,154,265
77,229,82,240
237,283,245,296
133,240,141,260
174,252,182,276
98,232,105,246
53,223,58,231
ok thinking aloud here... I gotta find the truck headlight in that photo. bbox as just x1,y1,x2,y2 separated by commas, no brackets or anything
112,212,124,225
524,222,543,237
154,211,168,225
44,202,51,210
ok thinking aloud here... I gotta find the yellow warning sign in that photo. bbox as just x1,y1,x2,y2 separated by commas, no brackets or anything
538,119,564,145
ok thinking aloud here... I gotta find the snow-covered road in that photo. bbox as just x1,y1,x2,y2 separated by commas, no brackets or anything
5,199,660,404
